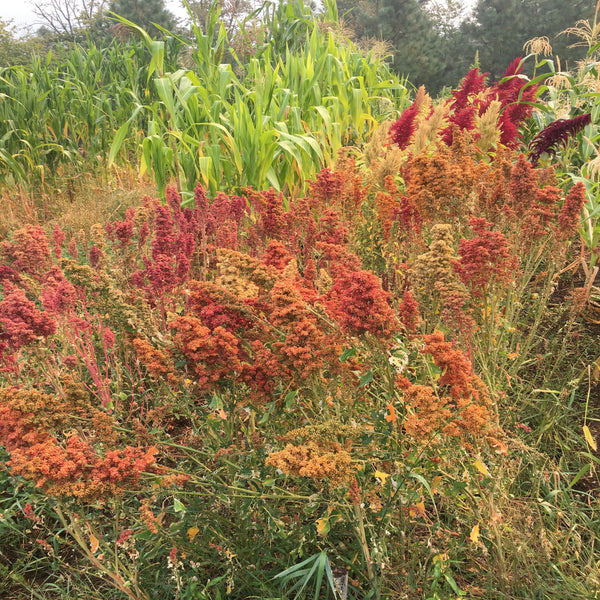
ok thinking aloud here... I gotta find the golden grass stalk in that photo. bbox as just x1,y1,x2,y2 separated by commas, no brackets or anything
476,100,502,154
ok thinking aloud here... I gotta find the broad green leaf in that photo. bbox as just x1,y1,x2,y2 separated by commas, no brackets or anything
359,370,373,387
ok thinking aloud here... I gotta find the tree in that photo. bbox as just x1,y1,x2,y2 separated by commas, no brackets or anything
337,0,446,90
31,0,110,39
465,0,597,80
0,20,42,66
108,0,177,36
422,0,472,36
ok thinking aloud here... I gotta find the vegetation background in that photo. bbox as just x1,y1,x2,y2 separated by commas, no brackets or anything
0,1,599,599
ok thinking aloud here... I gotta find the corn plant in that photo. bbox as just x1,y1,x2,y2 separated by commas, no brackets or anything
0,0,407,198
107,0,407,201
0,41,150,187
521,8,600,290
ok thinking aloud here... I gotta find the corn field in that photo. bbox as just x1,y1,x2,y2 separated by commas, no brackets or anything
0,0,408,199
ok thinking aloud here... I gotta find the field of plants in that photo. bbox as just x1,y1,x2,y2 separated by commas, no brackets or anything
1,1,600,599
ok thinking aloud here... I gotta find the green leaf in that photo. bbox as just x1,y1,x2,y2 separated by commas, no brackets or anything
444,572,466,596
108,121,131,166
340,347,356,362
359,370,373,387
568,463,592,490
274,551,337,600
259,401,276,425
581,452,600,466
284,390,298,409
209,395,224,410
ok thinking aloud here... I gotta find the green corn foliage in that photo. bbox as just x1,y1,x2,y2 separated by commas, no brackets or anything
0,0,409,198
109,0,408,200
0,41,150,187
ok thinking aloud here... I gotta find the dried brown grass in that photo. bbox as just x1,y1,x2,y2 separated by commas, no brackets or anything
0,168,158,240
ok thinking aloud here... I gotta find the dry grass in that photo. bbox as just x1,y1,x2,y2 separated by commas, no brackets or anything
0,168,158,240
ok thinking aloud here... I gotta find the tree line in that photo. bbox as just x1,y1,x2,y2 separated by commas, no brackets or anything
340,0,596,92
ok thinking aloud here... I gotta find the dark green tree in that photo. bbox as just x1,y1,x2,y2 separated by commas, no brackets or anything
109,0,177,36
423,0,472,36
0,20,42,67
339,0,445,90
464,0,596,80
337,0,598,95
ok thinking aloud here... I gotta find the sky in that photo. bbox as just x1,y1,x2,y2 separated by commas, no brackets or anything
0,1,189,30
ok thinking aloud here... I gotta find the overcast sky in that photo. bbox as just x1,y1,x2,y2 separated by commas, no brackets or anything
1,1,189,30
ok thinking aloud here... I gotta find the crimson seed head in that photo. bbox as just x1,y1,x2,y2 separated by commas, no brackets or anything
529,114,592,166
390,101,420,150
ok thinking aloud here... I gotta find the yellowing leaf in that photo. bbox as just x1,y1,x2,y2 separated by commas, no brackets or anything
408,501,426,518
373,470,390,485
432,553,448,567
583,425,597,451
316,518,330,536
474,459,489,476
89,533,99,554
187,526,199,541
384,402,397,424
469,523,480,544
431,475,443,494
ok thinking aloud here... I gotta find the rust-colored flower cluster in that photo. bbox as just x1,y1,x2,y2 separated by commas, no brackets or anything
0,383,158,500
170,316,241,390
266,423,361,487
557,182,587,240
455,217,517,297
0,224,52,275
401,332,505,452
0,285,56,349
325,269,399,338
403,133,485,222
132,337,180,386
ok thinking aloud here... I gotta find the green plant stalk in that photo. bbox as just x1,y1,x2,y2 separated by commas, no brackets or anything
487,494,508,590
353,503,375,584
53,503,150,600
470,236,562,393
